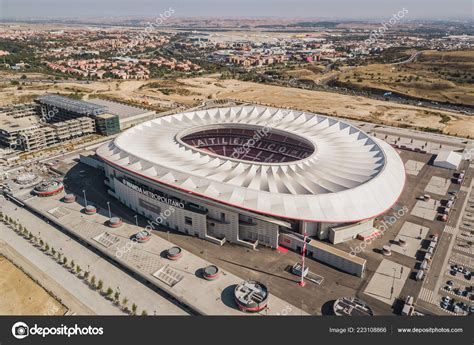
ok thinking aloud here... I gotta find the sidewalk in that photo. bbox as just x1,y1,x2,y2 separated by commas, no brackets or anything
16,192,307,315
0,199,189,316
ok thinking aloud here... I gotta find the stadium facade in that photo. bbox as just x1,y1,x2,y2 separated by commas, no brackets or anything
96,106,405,249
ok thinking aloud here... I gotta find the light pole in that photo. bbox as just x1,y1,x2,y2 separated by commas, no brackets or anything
82,189,88,207
107,202,111,219
134,215,138,227
390,267,396,300
298,230,307,287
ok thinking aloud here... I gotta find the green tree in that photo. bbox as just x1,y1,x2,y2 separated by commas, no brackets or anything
114,291,120,303
106,287,113,298
131,303,137,315
97,280,103,291
91,275,96,287
141,310,148,316
121,297,128,311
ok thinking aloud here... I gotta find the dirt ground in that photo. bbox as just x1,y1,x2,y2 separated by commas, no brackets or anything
1,73,472,137
0,256,67,315
332,50,474,106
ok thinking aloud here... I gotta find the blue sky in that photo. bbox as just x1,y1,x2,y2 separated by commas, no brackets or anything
0,0,472,20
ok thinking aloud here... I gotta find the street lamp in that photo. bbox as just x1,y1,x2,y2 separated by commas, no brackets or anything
390,267,396,299
82,189,88,207
134,215,138,227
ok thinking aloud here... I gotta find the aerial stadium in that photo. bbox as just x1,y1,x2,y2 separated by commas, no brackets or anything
96,106,405,249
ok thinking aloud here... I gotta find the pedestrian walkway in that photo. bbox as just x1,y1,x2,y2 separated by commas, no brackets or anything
418,287,437,304
444,226,457,235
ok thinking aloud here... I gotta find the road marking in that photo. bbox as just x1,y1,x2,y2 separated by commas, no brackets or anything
444,226,457,235
418,287,437,304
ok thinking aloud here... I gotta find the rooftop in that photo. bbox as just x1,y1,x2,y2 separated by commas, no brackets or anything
87,98,154,119
37,94,107,116
97,106,406,222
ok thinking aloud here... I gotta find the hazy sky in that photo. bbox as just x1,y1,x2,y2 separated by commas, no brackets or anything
0,0,472,20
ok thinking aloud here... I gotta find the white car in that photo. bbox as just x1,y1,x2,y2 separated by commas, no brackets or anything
442,296,451,302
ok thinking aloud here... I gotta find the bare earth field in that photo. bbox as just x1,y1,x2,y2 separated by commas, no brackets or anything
332,50,474,106
1,73,472,137
0,255,66,315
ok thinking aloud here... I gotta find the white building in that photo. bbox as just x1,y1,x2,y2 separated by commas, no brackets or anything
97,106,405,249
433,150,462,170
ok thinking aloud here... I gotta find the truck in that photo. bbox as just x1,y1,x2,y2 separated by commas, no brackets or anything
402,296,415,316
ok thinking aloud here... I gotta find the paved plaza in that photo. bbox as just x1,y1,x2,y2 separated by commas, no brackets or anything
363,259,410,306
411,199,439,221
424,176,451,196
405,160,425,176
390,222,429,258
24,192,307,316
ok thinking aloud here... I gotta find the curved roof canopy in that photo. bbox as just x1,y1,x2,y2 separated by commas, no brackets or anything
97,106,405,222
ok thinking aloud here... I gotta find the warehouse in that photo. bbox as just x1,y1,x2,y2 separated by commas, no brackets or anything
433,150,462,170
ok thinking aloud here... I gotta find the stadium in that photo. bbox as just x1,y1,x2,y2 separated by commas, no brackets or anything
96,106,405,249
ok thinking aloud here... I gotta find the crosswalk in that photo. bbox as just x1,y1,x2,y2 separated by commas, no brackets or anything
453,245,473,255
418,287,437,304
444,226,458,235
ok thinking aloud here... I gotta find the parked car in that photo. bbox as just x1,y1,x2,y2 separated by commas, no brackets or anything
447,280,454,286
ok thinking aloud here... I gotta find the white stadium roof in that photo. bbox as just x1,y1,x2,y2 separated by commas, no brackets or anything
97,106,406,222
